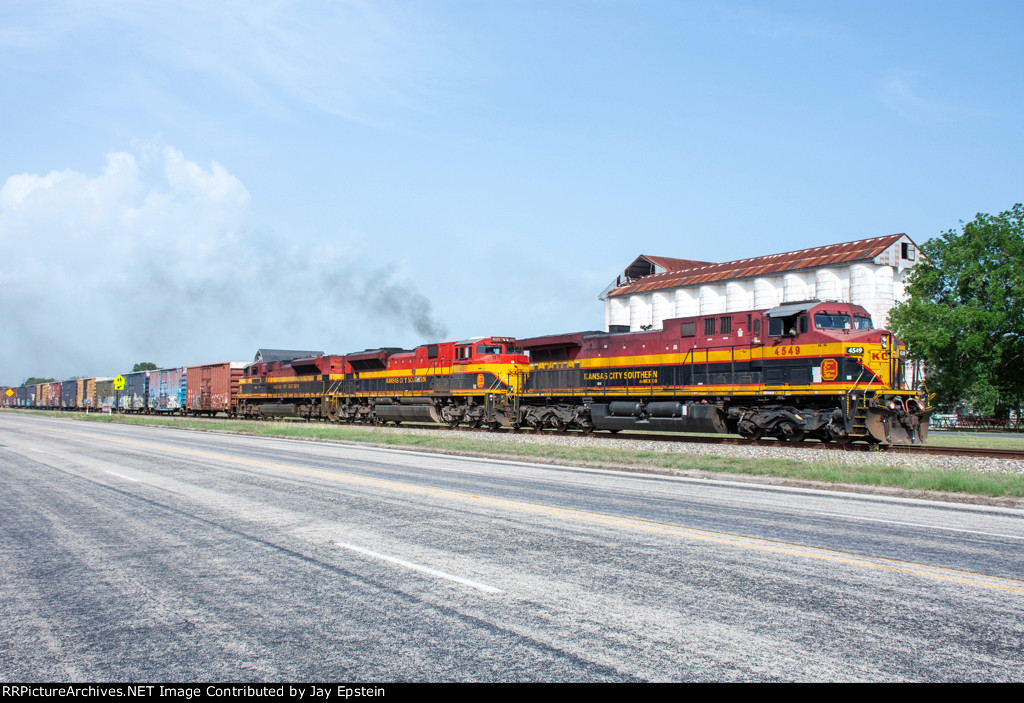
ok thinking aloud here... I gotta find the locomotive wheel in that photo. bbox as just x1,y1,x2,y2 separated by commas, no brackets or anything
779,422,805,443
554,421,569,433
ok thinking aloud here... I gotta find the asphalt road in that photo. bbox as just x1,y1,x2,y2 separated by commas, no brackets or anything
1,413,1022,681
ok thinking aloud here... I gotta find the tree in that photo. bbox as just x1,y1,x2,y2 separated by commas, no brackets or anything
889,203,1024,416
132,362,158,372
22,377,56,385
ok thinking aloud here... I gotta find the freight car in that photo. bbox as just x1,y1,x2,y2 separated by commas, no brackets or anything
117,371,149,413
186,361,246,416
149,367,187,413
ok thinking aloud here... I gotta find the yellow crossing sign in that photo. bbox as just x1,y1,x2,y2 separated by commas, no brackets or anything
114,375,126,391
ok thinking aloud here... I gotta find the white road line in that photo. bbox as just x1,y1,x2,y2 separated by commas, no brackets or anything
812,511,1024,540
105,471,139,482
335,541,504,594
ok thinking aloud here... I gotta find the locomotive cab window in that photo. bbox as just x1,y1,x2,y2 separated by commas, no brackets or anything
477,345,502,355
769,315,801,337
854,315,873,330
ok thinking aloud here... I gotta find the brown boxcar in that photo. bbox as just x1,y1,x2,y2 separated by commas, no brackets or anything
83,378,97,409
76,379,89,408
94,378,115,411
185,361,246,416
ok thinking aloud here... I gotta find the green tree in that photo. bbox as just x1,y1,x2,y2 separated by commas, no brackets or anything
132,362,158,372
890,203,1024,416
22,377,56,385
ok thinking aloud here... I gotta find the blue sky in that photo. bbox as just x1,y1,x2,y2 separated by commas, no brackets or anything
2,1,1022,382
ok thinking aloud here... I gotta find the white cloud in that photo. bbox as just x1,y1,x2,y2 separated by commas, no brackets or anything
163,146,250,206
0,145,446,382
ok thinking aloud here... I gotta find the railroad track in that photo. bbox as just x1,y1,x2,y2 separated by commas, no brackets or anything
9,409,1024,462
470,426,1024,461
243,416,1024,462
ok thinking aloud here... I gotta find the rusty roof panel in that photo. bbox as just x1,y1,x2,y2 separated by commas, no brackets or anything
608,234,908,297
642,255,715,272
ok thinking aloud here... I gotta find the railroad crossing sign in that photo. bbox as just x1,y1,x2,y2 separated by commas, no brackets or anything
114,375,126,391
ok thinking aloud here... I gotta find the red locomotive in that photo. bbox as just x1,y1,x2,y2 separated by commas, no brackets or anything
517,300,928,444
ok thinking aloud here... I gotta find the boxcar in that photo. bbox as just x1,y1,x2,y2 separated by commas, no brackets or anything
186,362,245,416
149,367,187,413
118,371,149,413
94,378,115,411
61,380,78,409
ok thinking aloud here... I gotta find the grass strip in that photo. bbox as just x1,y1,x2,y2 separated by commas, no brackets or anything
923,432,1024,450
6,409,1024,499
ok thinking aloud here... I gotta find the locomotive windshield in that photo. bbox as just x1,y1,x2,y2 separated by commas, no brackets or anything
814,313,852,330
854,315,873,330
477,344,503,355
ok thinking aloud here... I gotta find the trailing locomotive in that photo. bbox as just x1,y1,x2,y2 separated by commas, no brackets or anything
237,337,527,429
